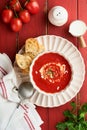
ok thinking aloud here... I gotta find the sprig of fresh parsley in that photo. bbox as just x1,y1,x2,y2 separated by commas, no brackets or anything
56,102,87,130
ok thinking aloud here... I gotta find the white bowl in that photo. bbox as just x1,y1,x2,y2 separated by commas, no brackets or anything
30,51,73,95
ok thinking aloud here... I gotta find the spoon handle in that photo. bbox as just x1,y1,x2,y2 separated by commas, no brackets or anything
17,101,21,108
12,86,22,108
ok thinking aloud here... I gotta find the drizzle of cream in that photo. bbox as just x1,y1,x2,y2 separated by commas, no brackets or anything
39,62,68,83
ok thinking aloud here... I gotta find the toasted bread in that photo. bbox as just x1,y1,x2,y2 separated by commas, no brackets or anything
21,67,29,73
25,38,39,54
38,44,45,53
24,52,36,59
16,38,45,74
16,54,32,70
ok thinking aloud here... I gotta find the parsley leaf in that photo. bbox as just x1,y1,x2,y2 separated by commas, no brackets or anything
56,102,87,130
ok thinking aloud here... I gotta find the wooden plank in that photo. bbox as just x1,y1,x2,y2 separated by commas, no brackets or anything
47,0,78,129
77,0,87,104
18,0,49,130
36,107,49,130
0,1,17,62
18,0,48,49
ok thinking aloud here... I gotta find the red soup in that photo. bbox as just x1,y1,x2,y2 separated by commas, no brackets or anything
31,52,72,94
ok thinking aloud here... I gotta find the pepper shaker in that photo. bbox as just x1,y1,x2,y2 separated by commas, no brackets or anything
48,6,68,26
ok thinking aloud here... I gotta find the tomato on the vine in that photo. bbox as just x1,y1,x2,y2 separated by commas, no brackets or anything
10,18,22,32
25,0,40,14
9,0,21,12
2,9,13,23
2,0,39,32
19,10,30,23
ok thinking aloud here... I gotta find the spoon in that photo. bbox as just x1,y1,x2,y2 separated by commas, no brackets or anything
18,82,34,99
69,20,87,47
13,82,34,107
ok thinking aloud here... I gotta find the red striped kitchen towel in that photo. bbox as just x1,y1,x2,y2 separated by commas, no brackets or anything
0,53,43,130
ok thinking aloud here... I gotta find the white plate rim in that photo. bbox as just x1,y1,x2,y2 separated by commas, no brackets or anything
14,35,85,108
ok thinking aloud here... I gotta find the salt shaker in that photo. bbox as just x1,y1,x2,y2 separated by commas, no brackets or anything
48,6,68,26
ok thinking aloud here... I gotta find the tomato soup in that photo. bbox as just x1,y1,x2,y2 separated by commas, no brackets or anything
31,52,72,94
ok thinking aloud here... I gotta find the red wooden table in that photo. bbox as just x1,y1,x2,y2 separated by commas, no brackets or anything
0,0,87,130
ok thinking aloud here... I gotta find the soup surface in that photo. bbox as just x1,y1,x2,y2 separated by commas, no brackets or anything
32,52,72,93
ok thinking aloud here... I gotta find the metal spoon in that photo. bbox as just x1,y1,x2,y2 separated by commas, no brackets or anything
18,82,34,99
13,82,34,107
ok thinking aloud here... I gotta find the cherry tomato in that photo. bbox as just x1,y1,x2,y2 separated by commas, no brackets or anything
2,9,13,23
10,18,22,32
19,10,30,23
25,0,40,14
9,0,21,12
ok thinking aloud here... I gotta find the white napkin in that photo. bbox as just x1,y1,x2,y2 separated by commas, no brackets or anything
0,95,17,130
0,53,20,102
0,53,12,78
0,53,43,130
6,102,43,130
0,96,43,130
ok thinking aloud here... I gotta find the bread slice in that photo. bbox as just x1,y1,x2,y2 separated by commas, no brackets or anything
16,54,32,70
24,52,36,59
38,44,45,53
25,38,39,54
